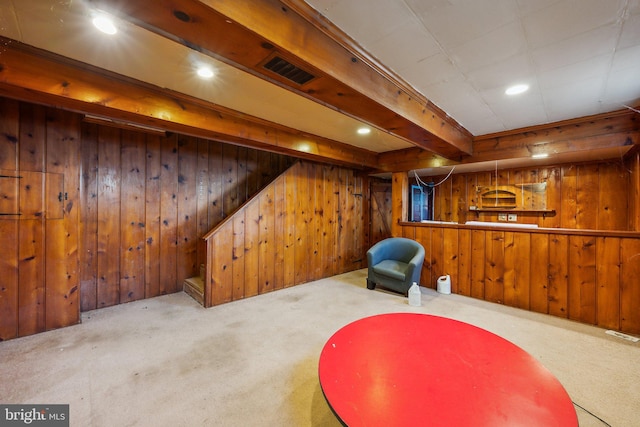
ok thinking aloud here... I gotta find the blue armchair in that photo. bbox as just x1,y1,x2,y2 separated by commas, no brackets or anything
366,237,425,295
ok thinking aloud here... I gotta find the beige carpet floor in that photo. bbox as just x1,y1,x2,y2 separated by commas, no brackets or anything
1,269,638,426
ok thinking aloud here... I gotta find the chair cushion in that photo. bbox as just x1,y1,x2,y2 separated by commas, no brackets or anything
373,260,408,281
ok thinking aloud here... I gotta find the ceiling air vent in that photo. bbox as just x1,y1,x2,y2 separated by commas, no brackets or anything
262,56,316,85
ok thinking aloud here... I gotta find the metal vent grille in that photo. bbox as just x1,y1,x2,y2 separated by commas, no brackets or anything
263,56,315,85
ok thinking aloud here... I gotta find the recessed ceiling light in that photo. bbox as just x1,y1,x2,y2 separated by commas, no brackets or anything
197,67,215,79
505,84,529,96
92,14,117,35
532,153,548,159
357,127,371,135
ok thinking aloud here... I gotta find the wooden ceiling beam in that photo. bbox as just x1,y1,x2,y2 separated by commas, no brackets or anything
0,38,378,169
88,0,473,159
377,111,640,172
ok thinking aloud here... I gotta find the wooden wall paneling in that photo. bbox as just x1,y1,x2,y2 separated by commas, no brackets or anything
44,108,80,330
144,135,162,299
119,130,146,303
598,162,628,231
231,211,246,300
236,147,248,207
245,148,259,198
273,175,285,291
529,233,550,314
244,197,260,298
413,225,430,287
79,123,99,311
345,168,361,269
258,187,275,294
620,238,640,333
540,167,561,228
470,229,486,299
17,104,46,335
159,134,178,294
369,180,392,245
451,174,466,224
196,139,210,269
576,164,599,230
465,174,478,214
0,219,18,340
353,173,364,269
294,163,310,281
548,235,569,318
429,227,444,287
211,225,234,305
336,167,349,273
208,142,224,227
503,232,531,309
96,126,121,308
283,165,297,287
0,98,19,340
223,144,239,216
560,165,578,229
457,228,472,295
391,172,408,236
484,231,505,304
568,235,597,324
437,176,452,221
320,166,335,277
442,228,459,293
17,188,45,336
18,103,45,170
628,151,639,231
177,135,198,285
402,224,416,239
596,236,621,330
308,164,322,281
0,98,19,169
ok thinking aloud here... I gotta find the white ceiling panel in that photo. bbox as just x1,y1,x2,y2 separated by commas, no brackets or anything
307,0,640,135
530,25,619,73
449,21,528,73
521,0,627,49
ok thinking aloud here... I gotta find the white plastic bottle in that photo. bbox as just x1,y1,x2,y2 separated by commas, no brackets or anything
408,282,421,306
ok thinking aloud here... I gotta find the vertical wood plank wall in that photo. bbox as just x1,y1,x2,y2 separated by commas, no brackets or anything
400,223,640,335
0,98,295,340
203,161,365,307
426,161,631,230
0,99,81,340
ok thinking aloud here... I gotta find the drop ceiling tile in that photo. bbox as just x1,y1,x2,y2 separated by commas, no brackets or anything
449,21,528,73
531,25,618,73
537,54,612,90
401,52,459,89
368,22,441,73
407,0,520,49
542,76,607,119
465,53,535,91
515,0,563,15
610,43,640,72
619,12,640,49
312,0,415,46
486,93,548,130
522,0,627,49
602,67,640,107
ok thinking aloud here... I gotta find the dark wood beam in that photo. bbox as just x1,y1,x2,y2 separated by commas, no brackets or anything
0,37,378,169
88,0,473,159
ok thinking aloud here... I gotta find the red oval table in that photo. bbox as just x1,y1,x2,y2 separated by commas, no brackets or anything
318,313,578,426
